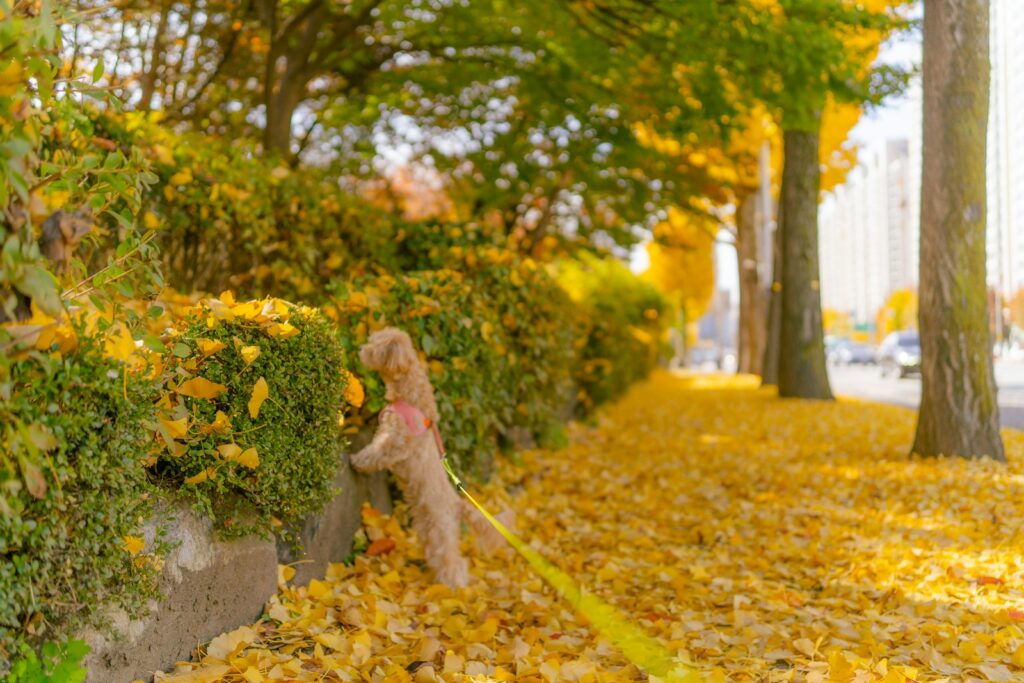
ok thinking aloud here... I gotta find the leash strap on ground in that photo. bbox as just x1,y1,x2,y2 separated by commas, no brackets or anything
440,457,701,683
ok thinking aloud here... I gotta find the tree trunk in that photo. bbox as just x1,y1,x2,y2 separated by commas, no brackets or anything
264,78,304,155
736,194,765,376
260,1,325,156
777,127,832,400
912,0,1003,460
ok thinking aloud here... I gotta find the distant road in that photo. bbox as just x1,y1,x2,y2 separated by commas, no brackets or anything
828,362,1024,430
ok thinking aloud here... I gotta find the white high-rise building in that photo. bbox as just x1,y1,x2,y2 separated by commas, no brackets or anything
988,0,1024,299
819,141,917,326
819,0,1024,328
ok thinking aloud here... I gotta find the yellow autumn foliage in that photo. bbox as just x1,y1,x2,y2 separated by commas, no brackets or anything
645,207,716,324
876,288,919,341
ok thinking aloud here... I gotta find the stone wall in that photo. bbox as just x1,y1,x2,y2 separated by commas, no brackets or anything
82,452,390,683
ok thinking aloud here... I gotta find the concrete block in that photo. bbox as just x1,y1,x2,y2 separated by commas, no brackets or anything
278,453,391,586
83,503,278,683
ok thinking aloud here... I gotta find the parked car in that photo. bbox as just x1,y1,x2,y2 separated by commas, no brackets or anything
688,345,721,370
829,340,876,366
878,330,921,378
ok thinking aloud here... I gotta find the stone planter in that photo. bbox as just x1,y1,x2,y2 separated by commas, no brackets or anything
82,449,390,683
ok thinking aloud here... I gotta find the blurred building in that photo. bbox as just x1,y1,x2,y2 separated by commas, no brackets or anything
819,140,918,326
819,0,1024,328
988,0,1024,299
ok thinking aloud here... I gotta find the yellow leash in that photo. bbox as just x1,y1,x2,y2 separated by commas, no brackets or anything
441,457,701,683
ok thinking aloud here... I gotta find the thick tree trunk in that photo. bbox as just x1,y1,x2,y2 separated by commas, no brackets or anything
261,2,326,156
264,79,304,155
777,127,832,400
736,194,765,376
912,0,1003,460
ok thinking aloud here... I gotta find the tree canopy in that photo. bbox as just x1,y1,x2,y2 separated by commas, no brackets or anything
58,0,910,256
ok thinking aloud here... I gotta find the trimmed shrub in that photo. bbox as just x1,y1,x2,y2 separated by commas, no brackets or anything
149,297,358,539
557,254,669,414
0,334,160,661
327,245,576,479
93,112,402,300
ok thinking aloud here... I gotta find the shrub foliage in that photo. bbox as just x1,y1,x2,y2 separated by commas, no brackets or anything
327,240,578,478
558,255,669,413
0,335,160,660
151,299,355,539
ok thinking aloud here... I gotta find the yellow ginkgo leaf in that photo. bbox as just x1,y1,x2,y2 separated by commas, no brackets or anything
462,617,499,643
0,61,23,96
278,565,296,584
169,169,193,186
183,470,208,485
266,322,299,339
104,324,136,362
240,667,264,683
248,377,269,418
206,625,258,660
237,447,259,469
217,443,242,460
314,632,346,652
177,377,228,399
230,300,264,321
197,338,227,357
122,535,145,556
200,410,232,435
240,345,261,365
159,415,189,440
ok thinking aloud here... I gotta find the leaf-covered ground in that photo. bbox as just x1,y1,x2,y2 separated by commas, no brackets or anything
155,372,1024,683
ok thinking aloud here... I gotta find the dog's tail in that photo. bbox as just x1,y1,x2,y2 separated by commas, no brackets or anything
460,498,515,554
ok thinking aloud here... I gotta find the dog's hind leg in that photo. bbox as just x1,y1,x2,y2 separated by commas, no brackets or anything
461,499,514,554
421,513,470,587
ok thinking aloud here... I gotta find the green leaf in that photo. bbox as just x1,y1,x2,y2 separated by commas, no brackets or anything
421,334,438,355
143,334,168,353
106,208,133,230
13,265,61,316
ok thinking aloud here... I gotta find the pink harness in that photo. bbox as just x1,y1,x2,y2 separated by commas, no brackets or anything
384,399,446,458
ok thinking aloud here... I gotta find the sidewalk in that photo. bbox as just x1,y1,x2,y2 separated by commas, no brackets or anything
156,372,1024,682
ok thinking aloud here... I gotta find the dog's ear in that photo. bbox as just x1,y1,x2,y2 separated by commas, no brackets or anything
361,327,418,374
381,330,418,374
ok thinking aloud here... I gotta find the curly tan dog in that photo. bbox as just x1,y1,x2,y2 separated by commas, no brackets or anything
350,327,508,587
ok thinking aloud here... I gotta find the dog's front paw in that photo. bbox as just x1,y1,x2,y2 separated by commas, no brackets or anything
348,447,374,472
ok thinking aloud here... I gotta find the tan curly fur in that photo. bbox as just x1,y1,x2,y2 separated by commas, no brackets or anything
349,327,510,587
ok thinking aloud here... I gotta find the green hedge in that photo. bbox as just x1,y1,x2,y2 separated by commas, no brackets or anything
93,112,401,301
0,333,161,660
328,245,576,479
557,254,669,414
150,300,355,539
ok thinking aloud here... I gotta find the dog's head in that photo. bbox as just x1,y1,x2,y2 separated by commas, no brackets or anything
359,327,419,377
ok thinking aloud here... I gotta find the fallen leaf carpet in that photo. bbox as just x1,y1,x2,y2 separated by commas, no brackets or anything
154,371,1024,683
